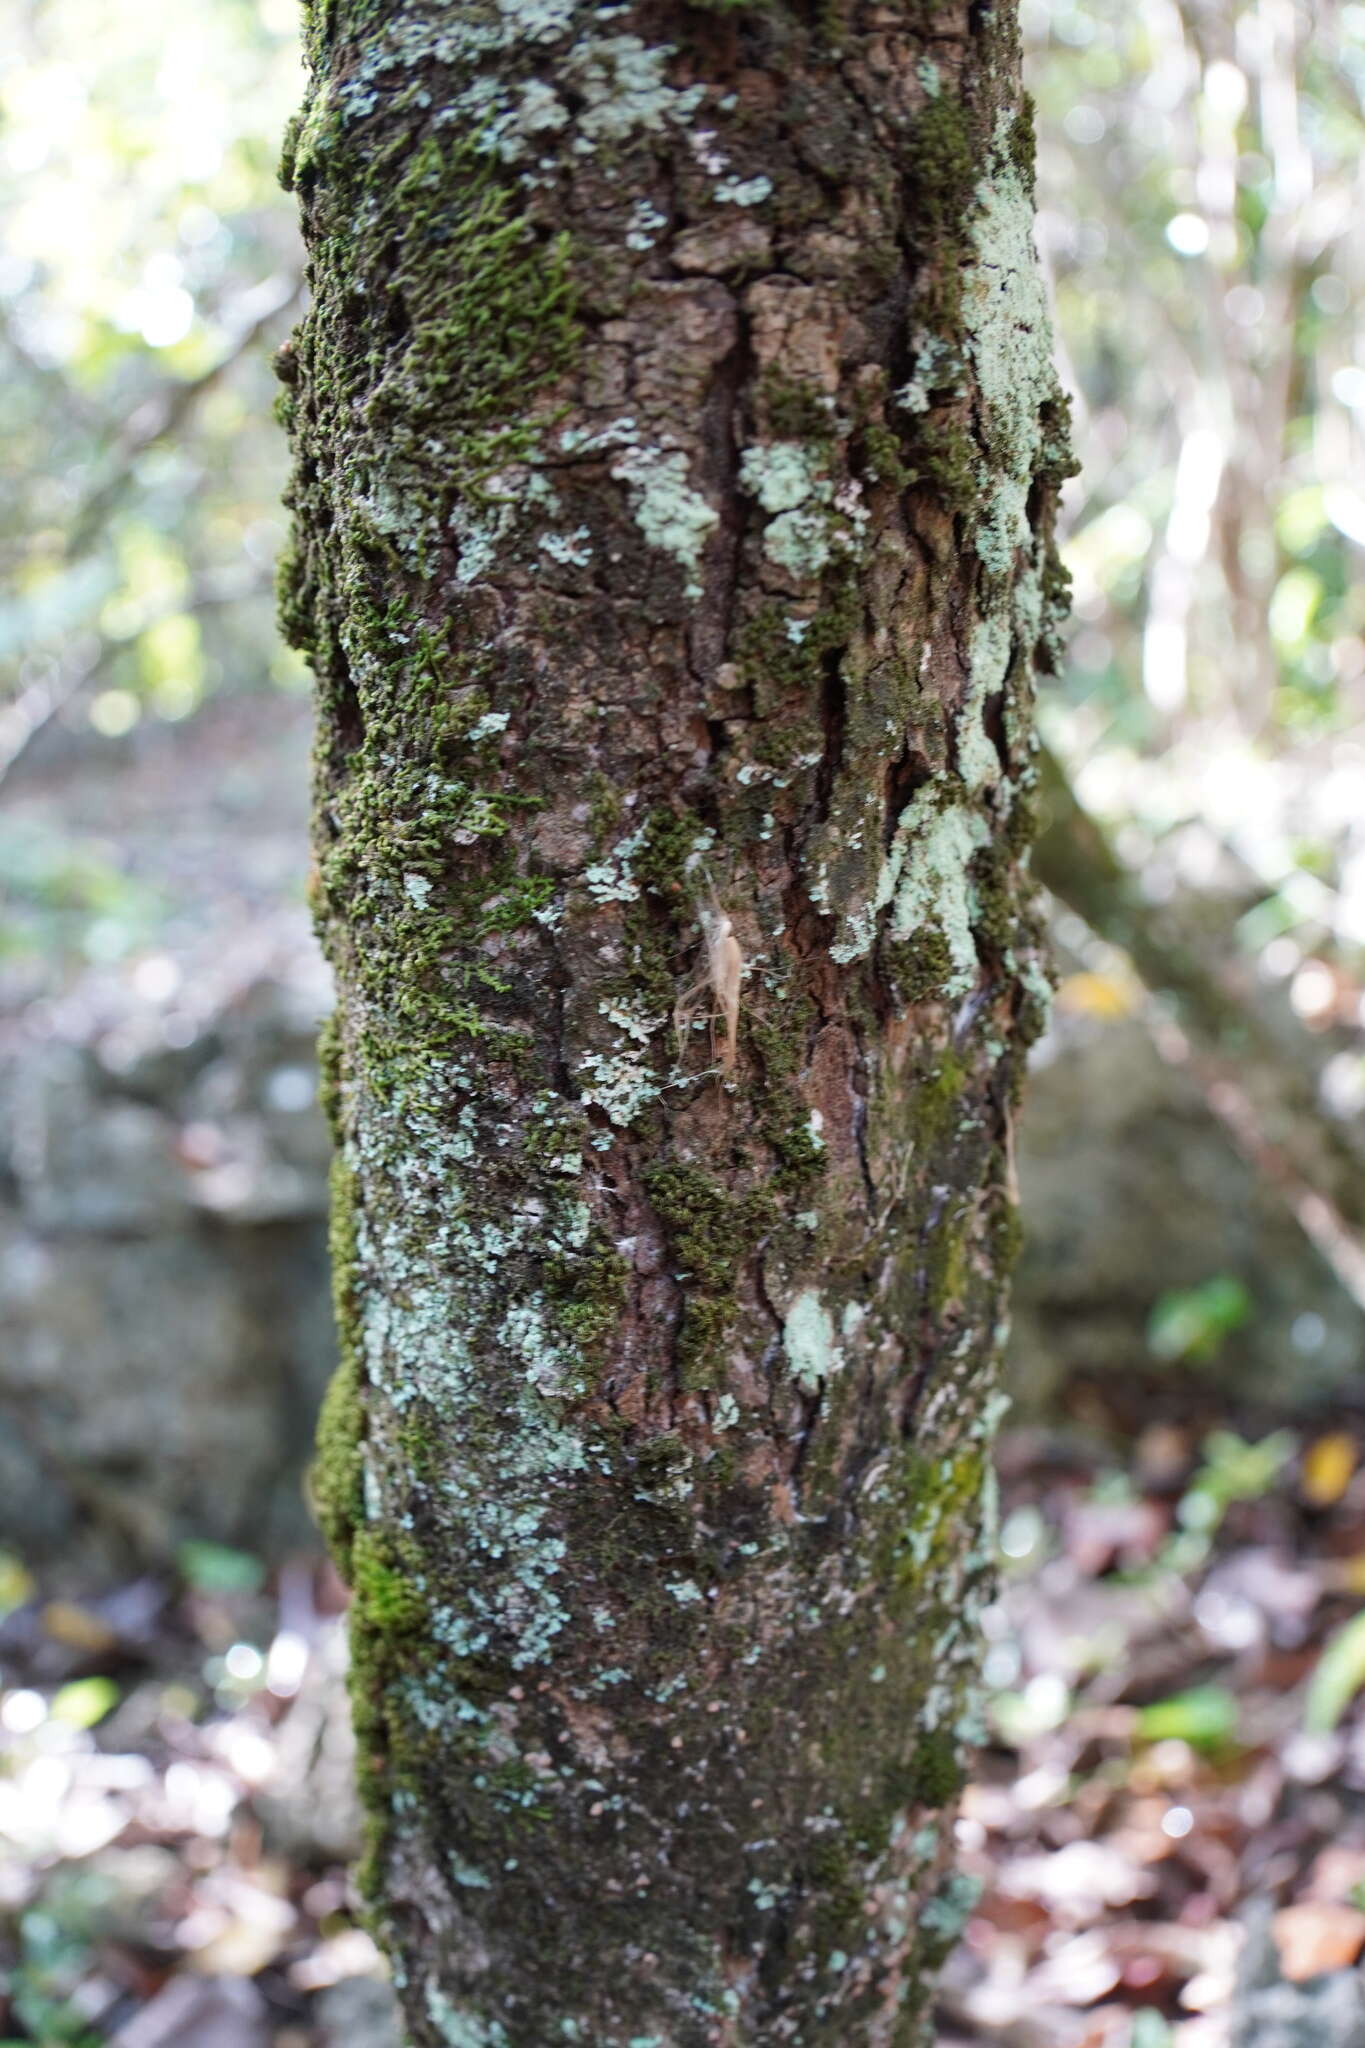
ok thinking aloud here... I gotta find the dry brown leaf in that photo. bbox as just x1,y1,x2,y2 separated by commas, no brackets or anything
1272,1901,1365,1982
42,1599,118,1653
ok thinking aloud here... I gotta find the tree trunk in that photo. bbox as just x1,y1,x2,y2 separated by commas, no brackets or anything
279,0,1070,2038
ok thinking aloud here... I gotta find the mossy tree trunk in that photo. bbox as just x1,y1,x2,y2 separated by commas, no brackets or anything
280,0,1069,2038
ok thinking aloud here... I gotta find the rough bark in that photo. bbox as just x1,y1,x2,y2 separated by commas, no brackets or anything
279,0,1070,2040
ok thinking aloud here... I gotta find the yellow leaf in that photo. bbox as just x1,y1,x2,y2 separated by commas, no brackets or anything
41,1600,116,1653
1056,971,1137,1021
1303,1433,1356,1508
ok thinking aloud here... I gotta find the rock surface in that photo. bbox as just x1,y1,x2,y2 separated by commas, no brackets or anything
1012,1002,1365,1419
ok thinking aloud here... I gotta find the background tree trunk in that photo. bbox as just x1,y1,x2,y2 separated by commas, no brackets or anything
280,0,1070,2038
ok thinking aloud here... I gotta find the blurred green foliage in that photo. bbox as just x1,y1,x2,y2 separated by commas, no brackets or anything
1305,1608,1365,1732
1138,1682,1239,1752
1147,1275,1253,1364
1161,1426,1295,1575
1027,0,1365,1003
0,820,162,966
2,0,305,760
176,1539,267,1597
5,1873,112,2048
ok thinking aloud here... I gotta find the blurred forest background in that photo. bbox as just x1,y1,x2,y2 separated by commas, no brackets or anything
3,1,1365,2043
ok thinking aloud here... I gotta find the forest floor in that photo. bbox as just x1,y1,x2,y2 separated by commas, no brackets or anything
3,1417,1365,2046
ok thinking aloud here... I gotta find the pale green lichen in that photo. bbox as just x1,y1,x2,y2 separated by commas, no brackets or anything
583,822,647,903
738,442,866,579
714,173,772,206
579,993,666,1126
426,1981,510,2048
831,777,988,994
919,1872,984,1943
565,35,706,143
745,467,833,573
611,447,717,596
1018,953,1055,1033
462,73,570,162
538,524,592,567
341,1066,608,1674
895,331,959,414
963,116,1059,576
956,614,1010,790
446,22,712,168
626,198,667,249
498,0,575,41
782,1289,842,1393
500,1297,574,1395
739,441,823,514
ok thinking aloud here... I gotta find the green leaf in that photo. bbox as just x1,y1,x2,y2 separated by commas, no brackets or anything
0,1549,34,1620
1148,1277,1252,1364
176,1539,265,1595
1305,1610,1365,1734
1138,1683,1239,1752
50,1677,119,1729
1131,2014,1174,2048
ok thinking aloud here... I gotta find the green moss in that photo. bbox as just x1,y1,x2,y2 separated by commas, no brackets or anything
903,96,975,239
858,419,911,492
547,1241,629,1363
634,806,708,900
472,872,557,937
311,1351,364,1571
762,372,838,447
746,995,827,1189
647,1162,761,1294
646,1161,775,1390
351,1527,430,1637
970,845,1016,953
378,131,578,483
1007,94,1037,194
313,743,551,1086
803,1836,869,1952
316,1008,343,1130
617,901,677,1018
310,1153,365,1571
904,1728,965,1809
737,576,859,743
910,1049,969,1151
768,1109,827,1187
923,1207,971,1313
904,413,978,512
277,108,302,193
274,539,312,656
885,926,954,1007
586,772,624,848
861,1440,986,1593
990,1191,1025,1275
